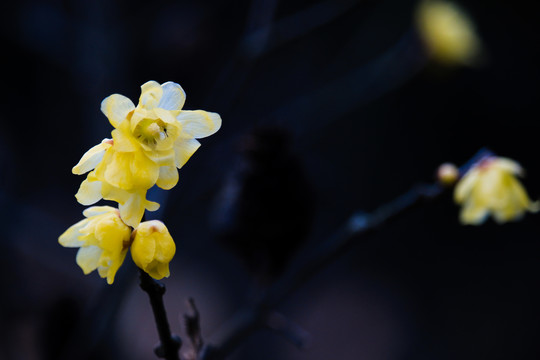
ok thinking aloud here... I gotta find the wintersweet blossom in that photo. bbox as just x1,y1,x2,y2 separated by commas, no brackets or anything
415,0,482,66
454,157,539,225
58,206,132,284
73,80,222,226
131,220,176,280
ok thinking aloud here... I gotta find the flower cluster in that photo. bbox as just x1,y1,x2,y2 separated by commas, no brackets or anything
60,81,221,283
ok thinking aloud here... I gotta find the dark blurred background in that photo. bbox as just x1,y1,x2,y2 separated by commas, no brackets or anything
2,0,540,359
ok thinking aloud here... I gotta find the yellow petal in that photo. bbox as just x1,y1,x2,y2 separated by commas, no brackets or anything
143,148,176,166
82,206,117,218
76,246,103,274
157,81,186,111
174,138,201,169
145,200,160,212
101,94,135,128
59,218,90,247
139,81,163,109
112,129,138,152
156,165,179,190
72,139,113,175
102,249,128,284
75,176,103,205
118,190,147,227
130,150,160,189
177,110,222,139
459,202,489,225
492,157,523,176
454,168,479,203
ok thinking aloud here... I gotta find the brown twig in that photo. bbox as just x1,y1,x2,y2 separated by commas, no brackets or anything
199,149,494,360
139,270,182,360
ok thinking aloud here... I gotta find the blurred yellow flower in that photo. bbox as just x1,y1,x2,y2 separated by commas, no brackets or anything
454,157,539,225
58,206,132,284
131,220,176,280
72,80,222,226
415,0,482,66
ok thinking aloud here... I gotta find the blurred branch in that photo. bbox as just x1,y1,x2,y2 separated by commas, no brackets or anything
184,297,204,358
199,149,493,360
139,270,182,360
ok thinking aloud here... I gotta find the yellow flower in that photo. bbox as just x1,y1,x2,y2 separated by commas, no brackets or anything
100,80,221,190
58,206,132,284
72,80,222,226
415,0,482,66
131,220,176,280
454,157,539,225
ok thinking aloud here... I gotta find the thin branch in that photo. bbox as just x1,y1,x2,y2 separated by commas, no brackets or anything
184,297,204,355
139,270,182,360
199,149,493,360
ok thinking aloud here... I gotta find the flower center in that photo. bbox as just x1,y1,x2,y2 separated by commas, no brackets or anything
135,119,168,147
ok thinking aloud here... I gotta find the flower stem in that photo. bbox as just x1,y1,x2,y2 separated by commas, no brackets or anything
139,269,182,360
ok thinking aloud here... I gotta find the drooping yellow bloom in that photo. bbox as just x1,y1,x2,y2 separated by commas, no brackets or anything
415,0,482,66
58,206,132,284
454,157,539,225
131,220,176,280
73,81,222,227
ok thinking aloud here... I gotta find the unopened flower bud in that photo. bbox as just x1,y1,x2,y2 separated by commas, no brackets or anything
131,220,176,279
437,162,459,186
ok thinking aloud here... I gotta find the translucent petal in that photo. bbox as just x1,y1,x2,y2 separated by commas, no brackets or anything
154,107,179,126
101,94,135,128
156,165,179,190
75,177,103,205
118,191,146,227
58,219,89,247
145,200,160,212
157,81,186,111
104,249,128,284
139,81,163,109
130,150,160,189
174,138,201,169
72,140,112,175
82,206,116,218
104,151,134,189
111,129,138,152
177,110,222,139
76,246,102,274
144,149,175,166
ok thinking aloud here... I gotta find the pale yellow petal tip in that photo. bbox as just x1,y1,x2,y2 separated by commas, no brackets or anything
416,0,483,66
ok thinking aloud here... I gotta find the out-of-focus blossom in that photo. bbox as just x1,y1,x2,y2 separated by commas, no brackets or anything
72,80,221,226
415,0,482,66
454,157,539,225
131,220,176,280
58,206,132,284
